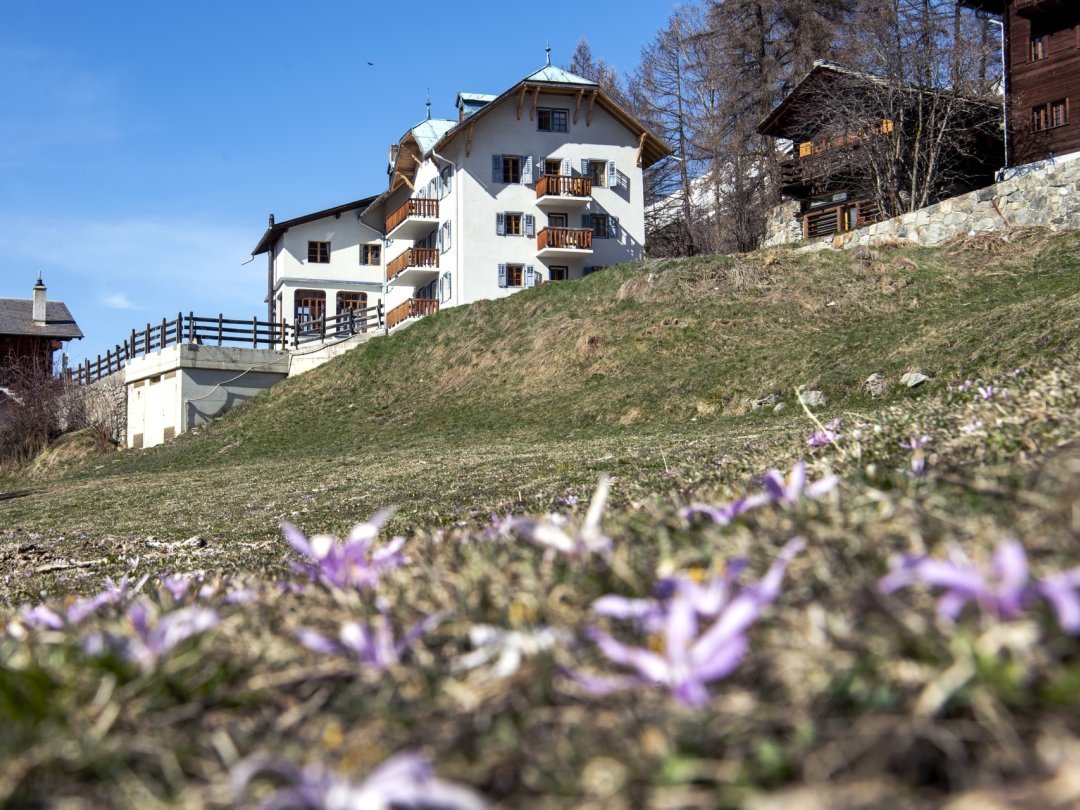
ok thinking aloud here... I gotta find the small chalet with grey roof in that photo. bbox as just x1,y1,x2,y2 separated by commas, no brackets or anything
0,277,82,377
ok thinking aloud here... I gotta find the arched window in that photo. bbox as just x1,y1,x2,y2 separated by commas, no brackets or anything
294,290,326,334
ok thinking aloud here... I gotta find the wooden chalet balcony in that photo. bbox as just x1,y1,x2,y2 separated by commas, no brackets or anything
385,198,439,240
1015,0,1069,17
387,247,439,287
535,175,592,207
801,199,883,240
536,227,593,257
386,297,438,330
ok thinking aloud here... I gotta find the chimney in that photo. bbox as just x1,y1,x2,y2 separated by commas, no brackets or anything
32,276,47,325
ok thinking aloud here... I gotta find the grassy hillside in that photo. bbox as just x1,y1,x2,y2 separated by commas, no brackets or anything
1,229,1080,807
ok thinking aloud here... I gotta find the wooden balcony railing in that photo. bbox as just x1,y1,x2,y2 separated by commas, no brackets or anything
802,199,883,240
385,198,439,233
387,247,439,282
536,174,593,199
386,297,439,330
537,227,593,251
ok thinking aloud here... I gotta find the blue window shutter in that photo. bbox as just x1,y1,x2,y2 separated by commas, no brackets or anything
496,213,505,235
446,272,452,301
562,157,571,177
437,225,444,253
581,213,592,229
524,214,535,238
446,167,453,194
498,264,507,288
492,154,502,182
611,216,620,239
536,155,544,182
521,155,532,185
608,160,618,188
446,221,452,250
581,158,590,177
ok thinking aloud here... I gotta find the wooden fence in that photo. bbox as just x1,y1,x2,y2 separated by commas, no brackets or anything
68,304,384,386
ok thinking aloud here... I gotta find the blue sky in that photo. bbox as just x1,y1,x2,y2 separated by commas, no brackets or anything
1,1,675,365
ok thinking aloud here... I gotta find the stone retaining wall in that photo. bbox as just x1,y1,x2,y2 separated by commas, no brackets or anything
762,156,1080,251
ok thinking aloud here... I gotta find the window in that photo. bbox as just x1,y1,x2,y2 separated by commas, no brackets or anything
502,155,521,183
1051,98,1069,128
496,213,535,237
294,290,326,333
307,241,330,263
588,160,606,187
1034,99,1070,132
361,244,381,265
549,266,569,281
537,107,568,132
548,213,568,228
505,264,524,287
545,159,562,176
590,214,609,239
1031,33,1048,62
336,292,368,334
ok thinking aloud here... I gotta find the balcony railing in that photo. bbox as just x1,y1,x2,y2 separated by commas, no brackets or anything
387,247,439,282
386,297,439,330
385,198,439,234
537,227,593,251
802,199,883,240
536,174,593,199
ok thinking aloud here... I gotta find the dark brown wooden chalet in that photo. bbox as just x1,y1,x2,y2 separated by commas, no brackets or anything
758,63,1003,240
961,0,1080,167
0,278,83,377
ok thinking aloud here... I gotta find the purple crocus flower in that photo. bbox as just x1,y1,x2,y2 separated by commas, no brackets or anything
504,476,613,557
283,511,407,590
760,461,838,508
879,539,1080,634
21,604,65,630
580,538,805,706
807,419,842,448
900,435,931,451
297,612,442,670
978,385,996,400
21,573,149,629
231,749,489,810
122,599,219,670
679,499,752,527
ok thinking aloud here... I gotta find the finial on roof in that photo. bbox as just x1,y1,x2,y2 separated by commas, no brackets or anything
34,274,45,289
545,42,551,67
426,90,431,121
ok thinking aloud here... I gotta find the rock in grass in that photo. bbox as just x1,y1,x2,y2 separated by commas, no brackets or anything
900,371,931,388
801,390,827,408
752,394,780,410
863,373,886,397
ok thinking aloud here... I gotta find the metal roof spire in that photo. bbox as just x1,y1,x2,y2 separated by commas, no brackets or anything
545,42,551,67
426,90,431,120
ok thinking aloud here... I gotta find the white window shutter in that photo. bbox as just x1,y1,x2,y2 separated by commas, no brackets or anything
524,214,535,238
498,264,508,288
525,265,536,287
581,158,590,177
492,154,502,182
437,225,444,253
496,213,506,236
562,157,571,177
445,272,452,301
535,156,544,182
521,155,532,185
608,160,618,188
611,216,620,240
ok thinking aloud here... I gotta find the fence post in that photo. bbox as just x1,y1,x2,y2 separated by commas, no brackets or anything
320,313,326,342
218,313,223,346
253,316,258,348
378,300,384,329
84,359,90,382
160,317,167,350
280,316,286,350
115,344,123,371
188,311,195,343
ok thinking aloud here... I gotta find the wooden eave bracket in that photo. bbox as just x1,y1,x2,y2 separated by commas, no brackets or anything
466,123,474,157
573,89,584,125
586,90,597,126
530,85,540,122
635,132,647,168
394,171,415,191
516,85,526,120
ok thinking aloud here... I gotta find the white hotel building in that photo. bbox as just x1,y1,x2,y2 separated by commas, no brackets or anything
252,61,671,333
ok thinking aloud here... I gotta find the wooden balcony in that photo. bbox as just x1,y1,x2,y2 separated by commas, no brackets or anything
1015,0,1069,17
536,227,594,257
536,174,592,207
801,198,883,240
386,297,438,330
387,247,439,287
385,198,439,240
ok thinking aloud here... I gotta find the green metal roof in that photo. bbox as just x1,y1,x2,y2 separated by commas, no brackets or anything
410,119,457,156
523,65,597,86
